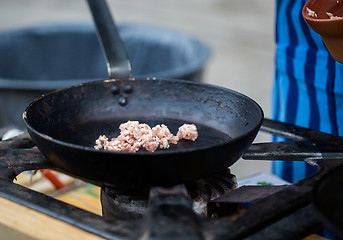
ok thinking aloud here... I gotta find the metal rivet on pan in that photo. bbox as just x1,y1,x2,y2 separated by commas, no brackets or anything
118,96,128,106
123,84,133,94
111,86,120,95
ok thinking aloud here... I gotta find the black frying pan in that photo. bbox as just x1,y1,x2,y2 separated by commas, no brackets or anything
22,0,263,187
23,78,263,186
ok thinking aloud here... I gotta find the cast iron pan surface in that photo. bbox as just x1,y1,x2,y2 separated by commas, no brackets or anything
23,78,263,186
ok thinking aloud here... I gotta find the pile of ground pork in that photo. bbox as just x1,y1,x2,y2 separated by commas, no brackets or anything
94,121,198,152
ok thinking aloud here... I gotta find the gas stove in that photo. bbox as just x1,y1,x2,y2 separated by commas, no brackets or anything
0,118,342,239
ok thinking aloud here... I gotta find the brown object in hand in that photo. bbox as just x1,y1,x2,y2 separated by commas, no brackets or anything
302,0,343,63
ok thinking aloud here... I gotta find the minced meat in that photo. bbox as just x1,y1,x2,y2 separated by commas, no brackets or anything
94,121,198,152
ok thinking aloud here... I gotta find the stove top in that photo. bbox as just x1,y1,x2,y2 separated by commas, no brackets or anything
1,118,342,239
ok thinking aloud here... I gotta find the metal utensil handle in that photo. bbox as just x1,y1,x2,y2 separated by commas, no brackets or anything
87,0,131,79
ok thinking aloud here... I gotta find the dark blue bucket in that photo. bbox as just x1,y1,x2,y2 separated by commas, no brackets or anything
0,23,211,128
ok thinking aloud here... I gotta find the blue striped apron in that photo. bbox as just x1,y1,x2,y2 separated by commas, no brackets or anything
272,0,343,183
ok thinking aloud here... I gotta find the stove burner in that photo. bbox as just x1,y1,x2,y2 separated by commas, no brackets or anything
101,170,237,220
101,185,149,220
186,170,237,217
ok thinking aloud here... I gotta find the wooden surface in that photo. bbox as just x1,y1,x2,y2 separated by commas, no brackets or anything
56,184,102,215
0,196,105,240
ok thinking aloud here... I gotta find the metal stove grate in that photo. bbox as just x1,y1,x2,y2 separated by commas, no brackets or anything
0,119,343,239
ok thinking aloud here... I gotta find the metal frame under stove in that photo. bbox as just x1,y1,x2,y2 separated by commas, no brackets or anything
0,118,342,240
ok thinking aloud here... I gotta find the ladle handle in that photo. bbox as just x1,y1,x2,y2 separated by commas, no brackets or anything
87,0,131,79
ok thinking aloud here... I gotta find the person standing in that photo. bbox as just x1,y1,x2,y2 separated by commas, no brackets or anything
272,0,343,183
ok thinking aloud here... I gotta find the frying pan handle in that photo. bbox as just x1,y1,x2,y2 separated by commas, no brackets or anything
86,0,132,79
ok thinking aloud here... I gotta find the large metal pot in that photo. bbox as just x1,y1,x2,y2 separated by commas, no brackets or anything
0,23,211,129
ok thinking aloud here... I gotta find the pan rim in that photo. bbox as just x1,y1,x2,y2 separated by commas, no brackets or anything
22,78,264,156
